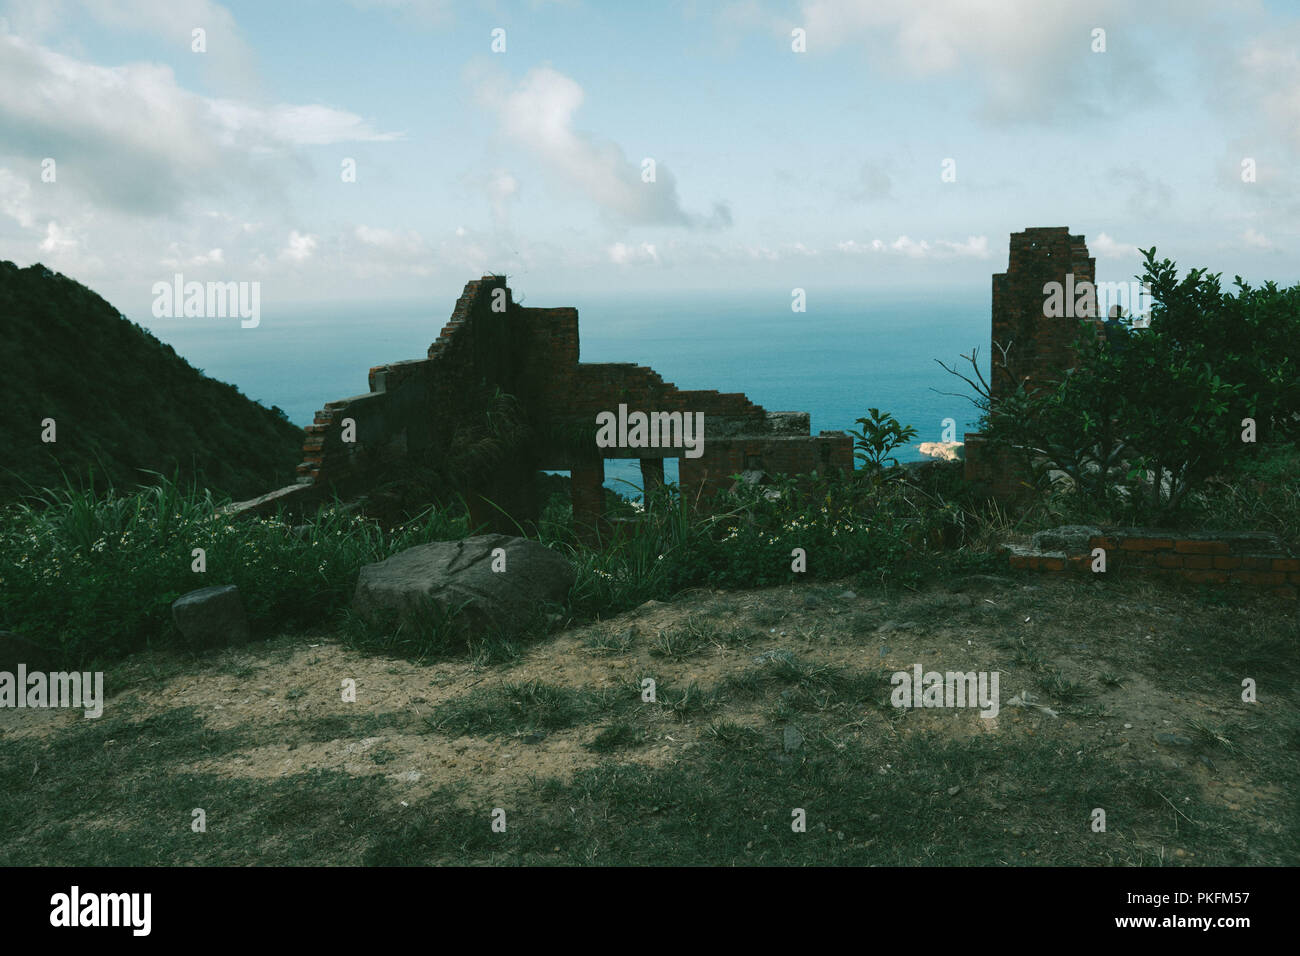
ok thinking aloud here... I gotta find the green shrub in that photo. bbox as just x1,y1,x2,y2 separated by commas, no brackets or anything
974,249,1300,520
0,475,468,666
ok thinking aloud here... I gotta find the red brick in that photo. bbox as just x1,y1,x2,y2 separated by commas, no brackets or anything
1185,570,1230,585
1182,555,1213,569
1236,570,1286,587
1291,572,1300,585
1175,540,1229,555
1009,555,1028,570
1213,556,1242,570
1155,553,1183,569
1270,587,1298,600
1271,558,1300,572
1042,557,1066,572
1241,556,1274,570
1091,536,1120,551
1121,537,1175,551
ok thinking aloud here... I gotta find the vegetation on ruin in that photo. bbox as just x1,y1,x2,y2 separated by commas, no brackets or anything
954,249,1300,521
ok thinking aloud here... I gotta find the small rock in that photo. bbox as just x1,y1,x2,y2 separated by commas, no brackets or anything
752,649,795,666
172,585,251,649
1155,733,1194,748
522,732,547,744
838,590,857,600
879,646,890,657
947,786,961,796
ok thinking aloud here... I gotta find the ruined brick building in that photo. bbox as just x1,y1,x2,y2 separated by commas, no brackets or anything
231,277,852,539
232,226,1100,531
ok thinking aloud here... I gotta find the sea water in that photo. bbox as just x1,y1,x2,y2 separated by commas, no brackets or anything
140,289,989,499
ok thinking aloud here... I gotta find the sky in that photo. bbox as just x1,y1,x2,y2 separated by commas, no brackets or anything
1,0,1298,321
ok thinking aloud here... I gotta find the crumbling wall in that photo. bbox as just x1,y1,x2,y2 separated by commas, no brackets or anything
229,276,850,540
965,227,1103,500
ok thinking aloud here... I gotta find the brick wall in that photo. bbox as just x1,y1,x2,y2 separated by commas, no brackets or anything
230,275,847,533
965,227,1105,503
1008,530,1299,598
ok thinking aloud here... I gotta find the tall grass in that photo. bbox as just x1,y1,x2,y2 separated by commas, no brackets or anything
0,474,467,665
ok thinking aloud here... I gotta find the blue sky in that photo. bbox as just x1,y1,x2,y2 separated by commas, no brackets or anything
1,0,1297,319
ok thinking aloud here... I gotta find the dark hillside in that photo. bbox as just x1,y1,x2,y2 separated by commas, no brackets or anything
0,261,302,501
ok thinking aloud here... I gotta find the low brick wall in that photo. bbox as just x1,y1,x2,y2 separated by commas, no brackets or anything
1007,528,1299,598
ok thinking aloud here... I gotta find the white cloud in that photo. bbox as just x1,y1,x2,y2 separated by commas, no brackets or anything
479,66,724,228
837,235,989,258
280,231,318,263
0,26,400,218
1242,228,1274,251
38,221,78,254
791,0,1166,121
7,0,262,95
609,241,659,265
1092,233,1140,259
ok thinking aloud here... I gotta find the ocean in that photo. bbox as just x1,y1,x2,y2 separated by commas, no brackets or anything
140,289,991,498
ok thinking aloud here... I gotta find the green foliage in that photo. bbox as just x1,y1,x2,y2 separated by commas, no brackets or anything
0,474,468,666
981,248,1300,519
550,462,982,612
0,260,303,502
848,408,919,470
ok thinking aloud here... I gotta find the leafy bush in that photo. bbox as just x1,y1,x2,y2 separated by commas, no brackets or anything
972,248,1300,519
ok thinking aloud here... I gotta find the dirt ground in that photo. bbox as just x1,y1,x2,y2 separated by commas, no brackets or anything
4,571,1294,865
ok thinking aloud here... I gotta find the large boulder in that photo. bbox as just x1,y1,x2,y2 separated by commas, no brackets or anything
353,534,575,638
172,585,251,649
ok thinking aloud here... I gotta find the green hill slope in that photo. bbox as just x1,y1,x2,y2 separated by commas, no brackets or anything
0,261,303,501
